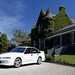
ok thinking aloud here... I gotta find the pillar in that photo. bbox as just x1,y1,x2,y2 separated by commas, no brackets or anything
60,35,62,46
44,39,45,49
71,32,74,46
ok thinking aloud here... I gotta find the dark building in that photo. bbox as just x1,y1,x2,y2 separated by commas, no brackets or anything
31,6,73,51
46,24,75,55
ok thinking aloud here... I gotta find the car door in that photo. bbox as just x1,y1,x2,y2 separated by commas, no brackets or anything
30,48,40,63
22,48,33,64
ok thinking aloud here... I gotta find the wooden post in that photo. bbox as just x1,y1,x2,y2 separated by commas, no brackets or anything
60,35,62,46
71,32,74,47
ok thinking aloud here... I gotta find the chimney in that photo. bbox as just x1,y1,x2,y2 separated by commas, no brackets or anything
59,6,66,12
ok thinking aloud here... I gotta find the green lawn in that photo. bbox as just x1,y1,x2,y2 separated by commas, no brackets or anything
55,55,75,64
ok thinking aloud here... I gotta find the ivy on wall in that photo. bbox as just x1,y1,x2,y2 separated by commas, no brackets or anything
31,6,73,43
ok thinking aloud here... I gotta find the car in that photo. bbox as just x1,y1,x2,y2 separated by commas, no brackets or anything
0,46,45,68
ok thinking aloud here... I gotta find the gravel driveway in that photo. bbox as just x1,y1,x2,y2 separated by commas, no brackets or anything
0,62,75,75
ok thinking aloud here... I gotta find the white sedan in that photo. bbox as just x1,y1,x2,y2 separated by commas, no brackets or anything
0,46,45,68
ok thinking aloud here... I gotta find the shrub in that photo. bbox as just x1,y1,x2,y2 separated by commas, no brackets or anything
45,54,54,61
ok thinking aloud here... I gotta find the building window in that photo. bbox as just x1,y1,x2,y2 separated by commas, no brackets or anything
33,41,36,47
38,25,41,33
39,39,40,49
44,39,45,48
74,32,75,43
39,39,43,49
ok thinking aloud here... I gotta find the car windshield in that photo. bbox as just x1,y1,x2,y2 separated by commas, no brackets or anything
10,48,26,53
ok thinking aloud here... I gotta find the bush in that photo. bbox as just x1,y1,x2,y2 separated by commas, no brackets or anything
45,54,54,61
55,55,75,65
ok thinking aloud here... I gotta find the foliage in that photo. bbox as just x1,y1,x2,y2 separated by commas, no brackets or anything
44,6,72,32
59,6,66,11
32,25,36,29
49,19,55,31
13,30,27,39
31,6,73,49
45,54,54,61
33,6,72,35
43,18,55,32
46,8,51,15
40,9,45,16
7,44,16,52
37,9,45,24
54,7,73,31
21,39,31,46
11,30,31,46
20,34,31,46
0,33,8,53
55,55,75,64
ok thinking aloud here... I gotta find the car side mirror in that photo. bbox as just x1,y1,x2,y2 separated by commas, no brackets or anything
37,51,41,53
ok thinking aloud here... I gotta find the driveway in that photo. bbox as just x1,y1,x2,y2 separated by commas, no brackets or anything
0,62,75,75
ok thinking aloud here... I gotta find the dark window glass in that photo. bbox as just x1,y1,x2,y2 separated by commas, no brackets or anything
25,48,31,54
31,48,40,53
10,48,25,53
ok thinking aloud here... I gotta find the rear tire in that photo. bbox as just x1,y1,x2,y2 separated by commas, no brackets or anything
37,57,42,64
14,58,22,68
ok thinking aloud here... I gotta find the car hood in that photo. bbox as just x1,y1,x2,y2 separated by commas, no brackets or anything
0,52,23,57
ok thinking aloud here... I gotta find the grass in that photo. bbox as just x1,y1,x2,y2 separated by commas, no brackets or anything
55,55,75,65
45,54,54,61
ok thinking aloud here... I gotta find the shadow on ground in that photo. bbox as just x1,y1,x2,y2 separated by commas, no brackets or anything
0,63,38,69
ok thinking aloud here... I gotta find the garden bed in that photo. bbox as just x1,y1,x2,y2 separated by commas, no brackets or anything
45,54,75,66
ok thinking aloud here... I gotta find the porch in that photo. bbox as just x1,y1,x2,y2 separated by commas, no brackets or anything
45,24,75,54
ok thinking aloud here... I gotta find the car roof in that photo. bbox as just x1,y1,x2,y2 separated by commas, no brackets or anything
16,46,37,49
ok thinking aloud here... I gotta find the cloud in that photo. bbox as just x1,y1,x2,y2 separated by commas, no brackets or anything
14,0,28,12
0,0,28,17
0,16,26,39
0,17,17,27
0,0,27,39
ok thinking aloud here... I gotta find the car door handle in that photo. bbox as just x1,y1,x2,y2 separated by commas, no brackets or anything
31,54,33,56
37,53,39,55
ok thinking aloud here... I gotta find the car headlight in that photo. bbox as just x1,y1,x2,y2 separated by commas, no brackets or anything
0,57,11,59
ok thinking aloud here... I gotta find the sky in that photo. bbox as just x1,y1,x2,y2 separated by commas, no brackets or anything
0,0,75,39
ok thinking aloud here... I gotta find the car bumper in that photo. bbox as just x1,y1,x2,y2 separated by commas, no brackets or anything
0,59,14,66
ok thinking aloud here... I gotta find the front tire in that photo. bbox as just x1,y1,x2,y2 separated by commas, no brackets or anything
37,57,42,64
14,58,22,68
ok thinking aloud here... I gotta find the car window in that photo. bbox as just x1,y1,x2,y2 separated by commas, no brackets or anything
25,48,31,54
10,48,26,53
31,48,40,53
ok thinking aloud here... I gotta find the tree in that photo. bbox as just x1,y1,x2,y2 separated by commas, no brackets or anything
7,43,16,52
0,33,8,53
11,30,30,46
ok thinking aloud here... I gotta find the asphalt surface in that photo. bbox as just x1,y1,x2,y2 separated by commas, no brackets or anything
0,62,75,75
